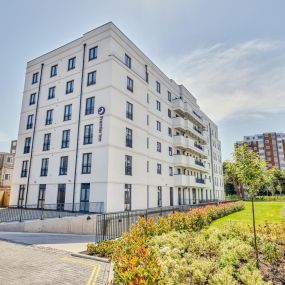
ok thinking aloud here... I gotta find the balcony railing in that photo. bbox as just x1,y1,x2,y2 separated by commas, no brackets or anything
194,142,203,150
195,160,205,167
196,177,206,184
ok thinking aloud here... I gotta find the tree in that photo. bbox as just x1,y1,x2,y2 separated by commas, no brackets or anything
266,167,285,196
232,144,267,267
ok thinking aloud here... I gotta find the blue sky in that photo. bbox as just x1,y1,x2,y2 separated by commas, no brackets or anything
0,0,285,160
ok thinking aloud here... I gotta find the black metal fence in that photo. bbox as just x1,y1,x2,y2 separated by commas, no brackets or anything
94,199,234,242
0,202,104,223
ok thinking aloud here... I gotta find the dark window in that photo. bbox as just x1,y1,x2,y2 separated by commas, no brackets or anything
126,101,133,120
147,160,149,172
38,184,46,209
59,156,68,175
127,77,133,92
168,91,172,102
32,72,39,84
156,101,161,111
168,127,172,137
21,160,28,177
57,184,66,210
147,93,149,103
87,71,96,86
170,187,174,206
66,80,74,94
29,93,36,105
147,115,149,125
169,166,173,176
18,185,25,207
178,188,182,205
68,57,76,71
156,121,161,131
83,124,93,145
125,155,132,175
27,114,34,129
147,137,149,149
24,137,31,154
168,109,171,118
48,86,56,99
126,128,133,148
82,153,92,174
156,81,161,93
40,158,49,176
50,64,58,77
157,142,161,152
45,109,53,125
64,104,72,121
89,46,98,61
61,130,70,148
157,186,162,207
85,97,95,115
125,54,131,69
124,184,131,211
169,147,173,156
80,183,90,212
157,163,162,174
43,133,51,151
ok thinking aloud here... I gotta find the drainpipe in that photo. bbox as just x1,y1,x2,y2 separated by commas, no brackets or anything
25,63,44,207
72,43,86,211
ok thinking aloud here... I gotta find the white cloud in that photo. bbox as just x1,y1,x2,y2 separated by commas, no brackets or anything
161,39,285,123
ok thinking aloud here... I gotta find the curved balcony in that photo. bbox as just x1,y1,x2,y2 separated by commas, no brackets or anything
172,117,206,143
173,155,208,172
173,135,208,158
174,174,210,188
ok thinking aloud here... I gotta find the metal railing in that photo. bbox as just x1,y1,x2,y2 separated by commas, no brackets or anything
0,202,104,223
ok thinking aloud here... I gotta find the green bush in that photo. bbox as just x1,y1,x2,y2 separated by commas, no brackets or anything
87,240,117,257
262,241,283,263
255,195,285,201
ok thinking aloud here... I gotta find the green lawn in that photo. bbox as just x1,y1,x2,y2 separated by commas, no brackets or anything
211,201,285,227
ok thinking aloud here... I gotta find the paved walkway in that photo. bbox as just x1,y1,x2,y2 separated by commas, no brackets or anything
0,233,111,285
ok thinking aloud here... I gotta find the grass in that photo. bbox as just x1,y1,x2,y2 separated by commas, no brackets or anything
211,201,285,227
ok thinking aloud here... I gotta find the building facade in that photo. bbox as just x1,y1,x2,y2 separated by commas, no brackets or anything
11,22,224,212
0,141,17,206
236,132,285,169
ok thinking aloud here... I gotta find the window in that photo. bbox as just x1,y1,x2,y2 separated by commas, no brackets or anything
124,184,132,211
85,97,95,115
89,46,98,61
40,158,49,176
82,153,92,174
157,163,162,174
66,80,74,94
156,81,161,93
64,104,72,121
59,156,68,175
147,137,149,149
168,127,172,137
126,128,133,148
32,72,39,84
157,186,162,207
156,101,161,111
169,166,173,176
170,187,173,206
43,133,51,151
157,142,161,152
56,127,68,147
68,57,76,71
4,174,10,180
147,115,149,125
30,93,36,105
168,109,171,118
83,124,93,145
27,114,34,129
21,160,28,177
24,137,31,154
169,147,173,156
125,155,132,175
147,160,149,172
168,91,172,102
38,184,46,209
45,109,53,125
87,71,96,86
80,183,90,212
125,54,131,68
48,86,56,99
126,101,133,120
50,64,58,77
156,121,161,131
178,188,182,205
18,185,25,207
57,184,66,210
127,77,133,92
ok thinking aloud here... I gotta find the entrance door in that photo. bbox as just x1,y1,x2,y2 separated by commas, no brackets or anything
57,184,66,210
80,183,90,212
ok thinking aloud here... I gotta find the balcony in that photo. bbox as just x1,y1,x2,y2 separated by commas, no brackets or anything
173,155,208,172
173,135,208,158
174,175,209,188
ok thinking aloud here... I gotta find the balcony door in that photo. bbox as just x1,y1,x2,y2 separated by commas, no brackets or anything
80,183,90,212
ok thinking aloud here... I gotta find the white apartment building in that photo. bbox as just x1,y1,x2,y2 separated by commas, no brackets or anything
11,22,224,213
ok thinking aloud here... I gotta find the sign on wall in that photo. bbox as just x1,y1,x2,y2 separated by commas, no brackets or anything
98,106,105,142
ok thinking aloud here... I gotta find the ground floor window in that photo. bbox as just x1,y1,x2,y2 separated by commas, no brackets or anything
170,187,173,206
57,184,66,211
192,188,197,204
18,185,25,207
178,188,182,205
157,186,162,207
80,183,90,212
38,184,46,209
124,184,131,211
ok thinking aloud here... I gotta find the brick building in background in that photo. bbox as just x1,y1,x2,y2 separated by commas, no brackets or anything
236,132,285,169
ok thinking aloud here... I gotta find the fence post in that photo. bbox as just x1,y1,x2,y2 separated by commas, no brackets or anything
19,207,23,222
40,207,44,220
127,211,130,231
145,209,148,221
103,214,106,241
